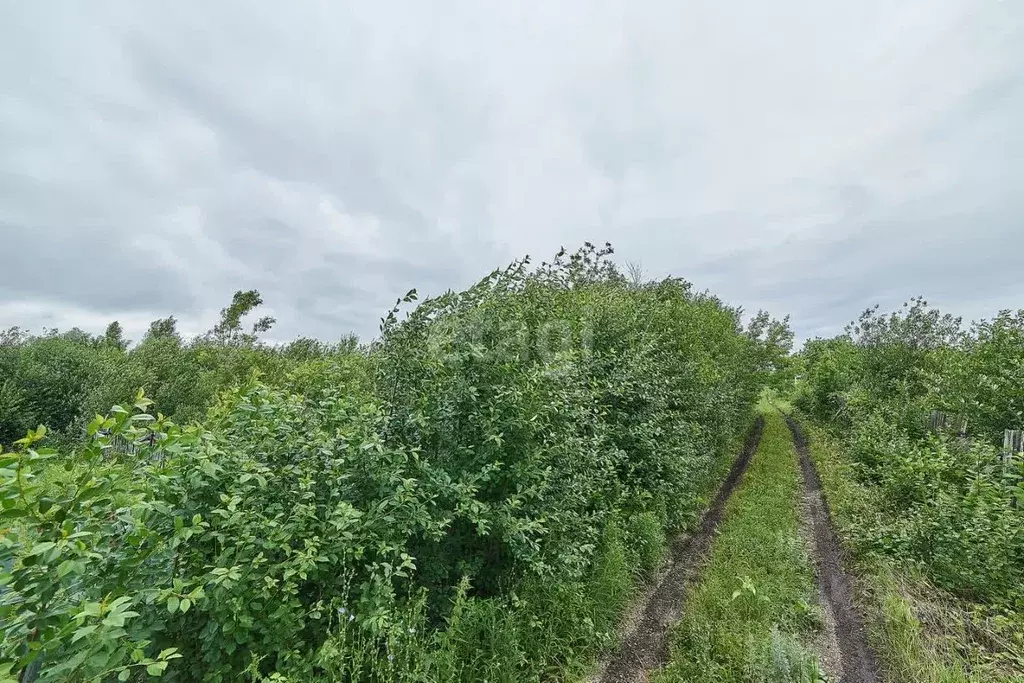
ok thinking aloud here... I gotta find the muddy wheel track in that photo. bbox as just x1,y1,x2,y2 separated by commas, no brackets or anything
786,415,881,683
594,416,765,683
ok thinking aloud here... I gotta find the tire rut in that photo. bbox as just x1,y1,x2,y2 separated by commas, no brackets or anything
593,416,765,683
785,415,881,683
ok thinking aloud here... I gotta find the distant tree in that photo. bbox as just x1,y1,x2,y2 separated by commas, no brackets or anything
103,321,128,351
746,310,796,391
0,327,26,347
54,327,95,345
625,261,645,286
845,297,964,401
146,316,181,343
212,290,276,341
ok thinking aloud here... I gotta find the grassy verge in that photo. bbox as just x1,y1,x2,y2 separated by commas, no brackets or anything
654,408,826,683
800,420,1024,683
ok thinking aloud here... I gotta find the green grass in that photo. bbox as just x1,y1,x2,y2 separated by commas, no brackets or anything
654,408,827,683
799,421,1024,683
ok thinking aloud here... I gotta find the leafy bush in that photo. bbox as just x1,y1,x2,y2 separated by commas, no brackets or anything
0,295,367,448
1,245,786,682
842,425,1023,606
794,299,1024,613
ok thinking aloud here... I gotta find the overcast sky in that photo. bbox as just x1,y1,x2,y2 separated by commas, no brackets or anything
2,1,1021,344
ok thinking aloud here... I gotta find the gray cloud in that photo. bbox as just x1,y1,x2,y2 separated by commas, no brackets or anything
1,0,1022,345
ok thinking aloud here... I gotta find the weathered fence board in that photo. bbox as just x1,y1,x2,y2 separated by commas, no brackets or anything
928,410,968,436
102,431,163,464
1003,429,1023,470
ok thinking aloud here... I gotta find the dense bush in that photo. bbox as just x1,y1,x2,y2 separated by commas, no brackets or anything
1,384,429,683
794,299,1024,611
374,248,771,598
1,245,788,682
0,292,365,448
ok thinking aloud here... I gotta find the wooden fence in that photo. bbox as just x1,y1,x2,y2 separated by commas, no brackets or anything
1004,429,1024,468
104,431,163,464
927,413,1020,507
927,410,968,436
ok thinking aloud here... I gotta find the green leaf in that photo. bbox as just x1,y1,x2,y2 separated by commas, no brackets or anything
108,596,133,610
88,651,111,669
118,669,131,682
29,541,56,556
179,598,191,614
166,596,180,613
72,625,98,643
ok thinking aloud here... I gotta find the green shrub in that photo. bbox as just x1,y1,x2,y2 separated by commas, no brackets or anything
795,300,1024,614
1,245,787,682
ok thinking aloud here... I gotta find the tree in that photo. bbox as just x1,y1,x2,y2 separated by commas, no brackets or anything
746,310,795,391
145,316,181,343
846,297,964,402
103,321,128,351
212,290,276,342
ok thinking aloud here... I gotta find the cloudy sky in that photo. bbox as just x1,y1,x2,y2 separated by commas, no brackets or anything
2,0,1021,344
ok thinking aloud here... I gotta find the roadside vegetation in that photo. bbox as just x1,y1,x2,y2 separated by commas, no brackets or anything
0,244,792,683
793,299,1024,681
801,425,1022,682
0,290,365,450
655,407,827,683
6,249,1021,683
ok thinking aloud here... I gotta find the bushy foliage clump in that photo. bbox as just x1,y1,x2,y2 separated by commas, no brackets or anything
794,298,1024,612
0,293,365,448
1,245,787,682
